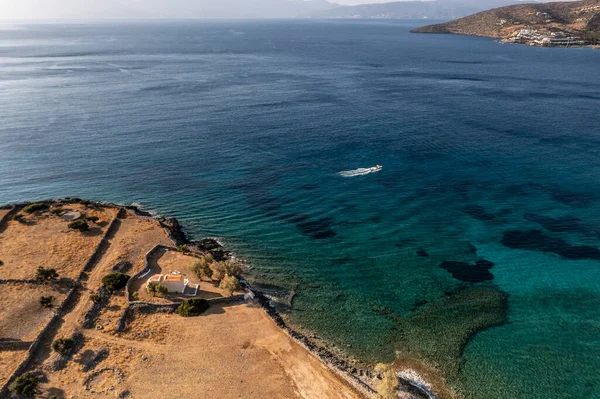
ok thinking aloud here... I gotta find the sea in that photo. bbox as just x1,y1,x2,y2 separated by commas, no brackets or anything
0,20,599,399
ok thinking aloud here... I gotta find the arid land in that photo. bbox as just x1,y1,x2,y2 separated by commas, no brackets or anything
0,199,369,399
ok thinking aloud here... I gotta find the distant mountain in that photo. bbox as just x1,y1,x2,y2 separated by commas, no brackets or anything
412,0,600,46
310,0,529,20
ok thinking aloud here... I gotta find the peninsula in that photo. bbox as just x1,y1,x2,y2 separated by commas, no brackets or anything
412,0,600,47
0,199,439,399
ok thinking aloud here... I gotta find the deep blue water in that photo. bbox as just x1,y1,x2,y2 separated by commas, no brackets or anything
1,20,600,398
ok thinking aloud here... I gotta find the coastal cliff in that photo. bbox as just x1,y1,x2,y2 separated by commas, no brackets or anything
412,0,600,46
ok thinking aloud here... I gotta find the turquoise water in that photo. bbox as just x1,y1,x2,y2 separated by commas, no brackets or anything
1,20,600,398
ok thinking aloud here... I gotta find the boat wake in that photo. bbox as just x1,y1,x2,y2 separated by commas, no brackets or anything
338,165,382,177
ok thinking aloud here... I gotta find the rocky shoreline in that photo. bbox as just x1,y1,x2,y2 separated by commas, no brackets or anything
3,198,440,399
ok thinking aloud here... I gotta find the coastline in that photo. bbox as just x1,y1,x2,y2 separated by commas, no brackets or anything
122,200,441,399
0,198,441,399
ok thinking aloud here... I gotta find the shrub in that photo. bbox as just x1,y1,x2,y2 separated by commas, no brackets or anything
0,260,3,266
177,298,209,317
10,372,40,397
374,363,399,399
49,395,58,399
14,214,26,224
68,219,89,232
36,266,59,281
50,206,63,215
101,272,130,292
52,337,75,356
40,296,54,308
131,291,139,301
90,293,102,304
219,275,241,297
190,255,214,280
154,284,169,297
146,284,156,296
177,244,189,252
86,215,100,223
23,202,49,214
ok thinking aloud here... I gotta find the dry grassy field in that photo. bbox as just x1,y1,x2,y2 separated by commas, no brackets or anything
0,204,117,280
0,283,67,341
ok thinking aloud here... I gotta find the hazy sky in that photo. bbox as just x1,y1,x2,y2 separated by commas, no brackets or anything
0,0,404,19
0,0,569,19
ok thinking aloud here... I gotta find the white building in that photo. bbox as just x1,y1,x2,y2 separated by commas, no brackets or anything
146,274,189,294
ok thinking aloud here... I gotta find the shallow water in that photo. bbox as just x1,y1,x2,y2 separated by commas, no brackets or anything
1,20,599,398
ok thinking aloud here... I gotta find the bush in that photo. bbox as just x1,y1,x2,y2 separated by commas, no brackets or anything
374,363,399,399
131,291,139,301
14,214,26,224
86,215,100,223
68,219,89,232
146,284,156,296
10,372,40,397
52,337,75,356
36,266,59,281
177,244,189,252
23,203,49,214
0,260,3,266
40,296,54,308
190,254,214,281
219,275,241,297
50,206,63,215
177,298,209,317
101,272,130,292
154,284,169,297
90,293,102,304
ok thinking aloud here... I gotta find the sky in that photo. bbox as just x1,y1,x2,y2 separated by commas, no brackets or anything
0,0,399,19
0,0,572,20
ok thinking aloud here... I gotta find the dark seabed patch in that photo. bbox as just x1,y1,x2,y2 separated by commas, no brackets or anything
524,213,600,237
463,205,496,222
440,260,495,283
502,230,600,261
282,214,336,239
529,184,595,208
417,249,429,257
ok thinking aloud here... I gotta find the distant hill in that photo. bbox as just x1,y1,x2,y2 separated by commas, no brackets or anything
412,0,600,46
310,0,528,20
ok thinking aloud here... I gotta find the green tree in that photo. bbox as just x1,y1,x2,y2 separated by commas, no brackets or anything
190,254,214,281
177,244,189,252
213,260,243,281
36,266,59,281
177,298,209,317
10,372,40,397
40,296,54,308
101,272,130,292
374,363,399,399
219,275,241,297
